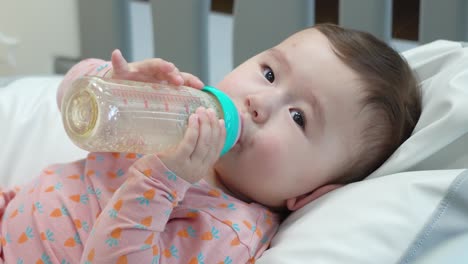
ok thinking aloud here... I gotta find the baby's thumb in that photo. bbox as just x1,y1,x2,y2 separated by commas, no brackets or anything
111,49,129,73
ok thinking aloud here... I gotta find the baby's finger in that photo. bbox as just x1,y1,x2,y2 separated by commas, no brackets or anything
164,66,184,86
131,58,171,74
140,60,183,86
191,108,212,162
203,112,224,164
216,119,226,156
176,114,199,158
180,72,204,89
111,49,130,75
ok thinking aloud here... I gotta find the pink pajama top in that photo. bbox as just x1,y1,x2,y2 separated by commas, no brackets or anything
0,59,279,263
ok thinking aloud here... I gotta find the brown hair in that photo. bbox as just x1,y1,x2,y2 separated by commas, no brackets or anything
313,23,421,184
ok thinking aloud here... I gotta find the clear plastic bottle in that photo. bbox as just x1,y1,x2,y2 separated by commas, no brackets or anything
61,76,241,155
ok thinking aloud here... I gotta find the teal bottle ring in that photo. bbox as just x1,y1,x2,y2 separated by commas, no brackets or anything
202,86,241,156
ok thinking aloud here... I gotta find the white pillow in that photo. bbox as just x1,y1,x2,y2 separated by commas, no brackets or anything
0,76,87,187
258,40,468,263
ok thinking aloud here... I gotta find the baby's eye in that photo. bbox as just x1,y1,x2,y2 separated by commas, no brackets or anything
290,109,306,129
262,66,275,83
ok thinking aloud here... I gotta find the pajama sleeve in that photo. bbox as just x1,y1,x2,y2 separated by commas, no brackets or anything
80,154,258,264
56,58,112,110
80,154,189,263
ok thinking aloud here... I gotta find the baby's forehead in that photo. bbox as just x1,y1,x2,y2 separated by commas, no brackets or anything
281,28,329,48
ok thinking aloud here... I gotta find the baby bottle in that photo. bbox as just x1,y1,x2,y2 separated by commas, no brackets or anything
61,76,241,156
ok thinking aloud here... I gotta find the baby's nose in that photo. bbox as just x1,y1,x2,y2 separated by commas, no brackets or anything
246,95,269,123
246,97,258,117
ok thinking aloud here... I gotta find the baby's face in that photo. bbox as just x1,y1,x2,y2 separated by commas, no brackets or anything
214,28,369,209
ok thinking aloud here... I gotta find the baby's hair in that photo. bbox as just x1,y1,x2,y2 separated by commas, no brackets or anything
313,23,422,184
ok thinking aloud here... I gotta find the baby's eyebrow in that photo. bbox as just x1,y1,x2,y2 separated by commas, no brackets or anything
307,90,325,131
267,48,291,74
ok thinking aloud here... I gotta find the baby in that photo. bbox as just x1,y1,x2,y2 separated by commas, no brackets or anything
0,24,421,263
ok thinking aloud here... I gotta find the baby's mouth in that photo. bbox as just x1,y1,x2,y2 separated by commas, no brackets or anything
232,112,245,151
239,112,247,143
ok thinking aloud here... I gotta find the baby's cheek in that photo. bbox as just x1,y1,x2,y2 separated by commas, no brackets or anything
217,74,239,94
253,134,285,163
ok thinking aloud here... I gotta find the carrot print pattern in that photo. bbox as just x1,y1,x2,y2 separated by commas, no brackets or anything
218,203,236,210
107,169,125,179
69,194,89,204
208,189,221,197
40,229,55,242
67,171,86,181
243,220,262,238
134,216,153,229
67,174,81,180
85,248,95,264
36,252,52,264
64,233,82,247
218,256,233,264
177,226,196,238
116,255,128,264
50,205,70,218
188,252,205,264
164,171,177,181
143,169,152,177
94,155,105,163
18,226,34,244
230,237,240,246
96,63,109,72
44,182,63,192
222,220,240,231
74,219,90,232
136,189,156,206
125,153,137,159
140,233,154,250
9,209,18,219
260,234,270,244
207,189,229,200
108,199,123,218
151,245,160,264
255,227,263,238
106,227,122,247
201,226,220,240
1,233,11,245
186,209,199,218
264,211,273,226
9,204,24,219
162,245,179,259
43,169,55,175
87,186,102,200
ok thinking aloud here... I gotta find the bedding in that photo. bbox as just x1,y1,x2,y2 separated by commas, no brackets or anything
0,75,87,187
1,40,468,263
0,76,21,87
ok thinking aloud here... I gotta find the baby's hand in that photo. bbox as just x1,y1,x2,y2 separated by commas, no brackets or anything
107,49,204,89
158,107,226,184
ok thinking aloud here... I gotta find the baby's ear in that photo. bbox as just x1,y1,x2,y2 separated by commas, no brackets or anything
286,184,343,211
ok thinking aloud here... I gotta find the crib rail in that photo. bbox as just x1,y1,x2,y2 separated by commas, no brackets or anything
77,0,468,82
